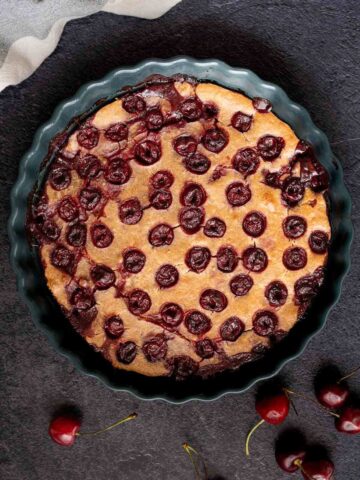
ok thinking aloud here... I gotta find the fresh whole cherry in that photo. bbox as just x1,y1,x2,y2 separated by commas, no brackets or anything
284,367,360,436
49,415,80,446
316,366,359,410
256,392,290,425
300,458,334,480
335,406,360,434
275,447,306,473
275,430,334,479
245,391,290,456
316,383,350,410
49,412,137,446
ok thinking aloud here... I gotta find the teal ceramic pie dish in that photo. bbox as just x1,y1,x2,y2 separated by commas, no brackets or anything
9,57,353,403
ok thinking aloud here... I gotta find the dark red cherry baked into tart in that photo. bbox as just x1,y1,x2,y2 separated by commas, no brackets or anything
27,75,330,379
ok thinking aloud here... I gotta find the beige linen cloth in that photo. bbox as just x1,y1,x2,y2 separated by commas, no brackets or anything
0,0,181,92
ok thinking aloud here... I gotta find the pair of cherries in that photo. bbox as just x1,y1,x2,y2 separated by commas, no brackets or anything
247,391,334,479
275,431,334,479
315,367,360,434
287,366,360,435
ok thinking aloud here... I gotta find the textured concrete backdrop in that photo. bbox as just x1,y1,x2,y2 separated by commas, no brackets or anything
1,1,359,479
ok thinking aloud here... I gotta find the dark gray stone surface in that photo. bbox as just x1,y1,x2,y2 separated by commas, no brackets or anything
0,1,359,479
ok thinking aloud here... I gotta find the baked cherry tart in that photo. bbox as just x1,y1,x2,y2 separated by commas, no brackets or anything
27,74,330,380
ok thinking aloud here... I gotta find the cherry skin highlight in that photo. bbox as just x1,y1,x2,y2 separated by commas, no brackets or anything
230,274,253,297
119,198,143,225
90,264,116,290
309,230,329,254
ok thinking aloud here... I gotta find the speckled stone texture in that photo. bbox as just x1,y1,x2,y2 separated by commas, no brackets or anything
0,1,359,479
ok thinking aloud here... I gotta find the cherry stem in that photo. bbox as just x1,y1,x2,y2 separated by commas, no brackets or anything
294,459,312,480
245,418,265,457
284,388,340,418
182,443,208,480
284,389,299,416
77,412,137,437
337,365,360,384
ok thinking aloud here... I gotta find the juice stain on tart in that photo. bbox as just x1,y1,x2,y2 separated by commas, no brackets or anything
27,74,330,379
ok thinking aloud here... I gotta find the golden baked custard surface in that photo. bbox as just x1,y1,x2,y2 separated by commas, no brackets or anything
28,76,330,379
